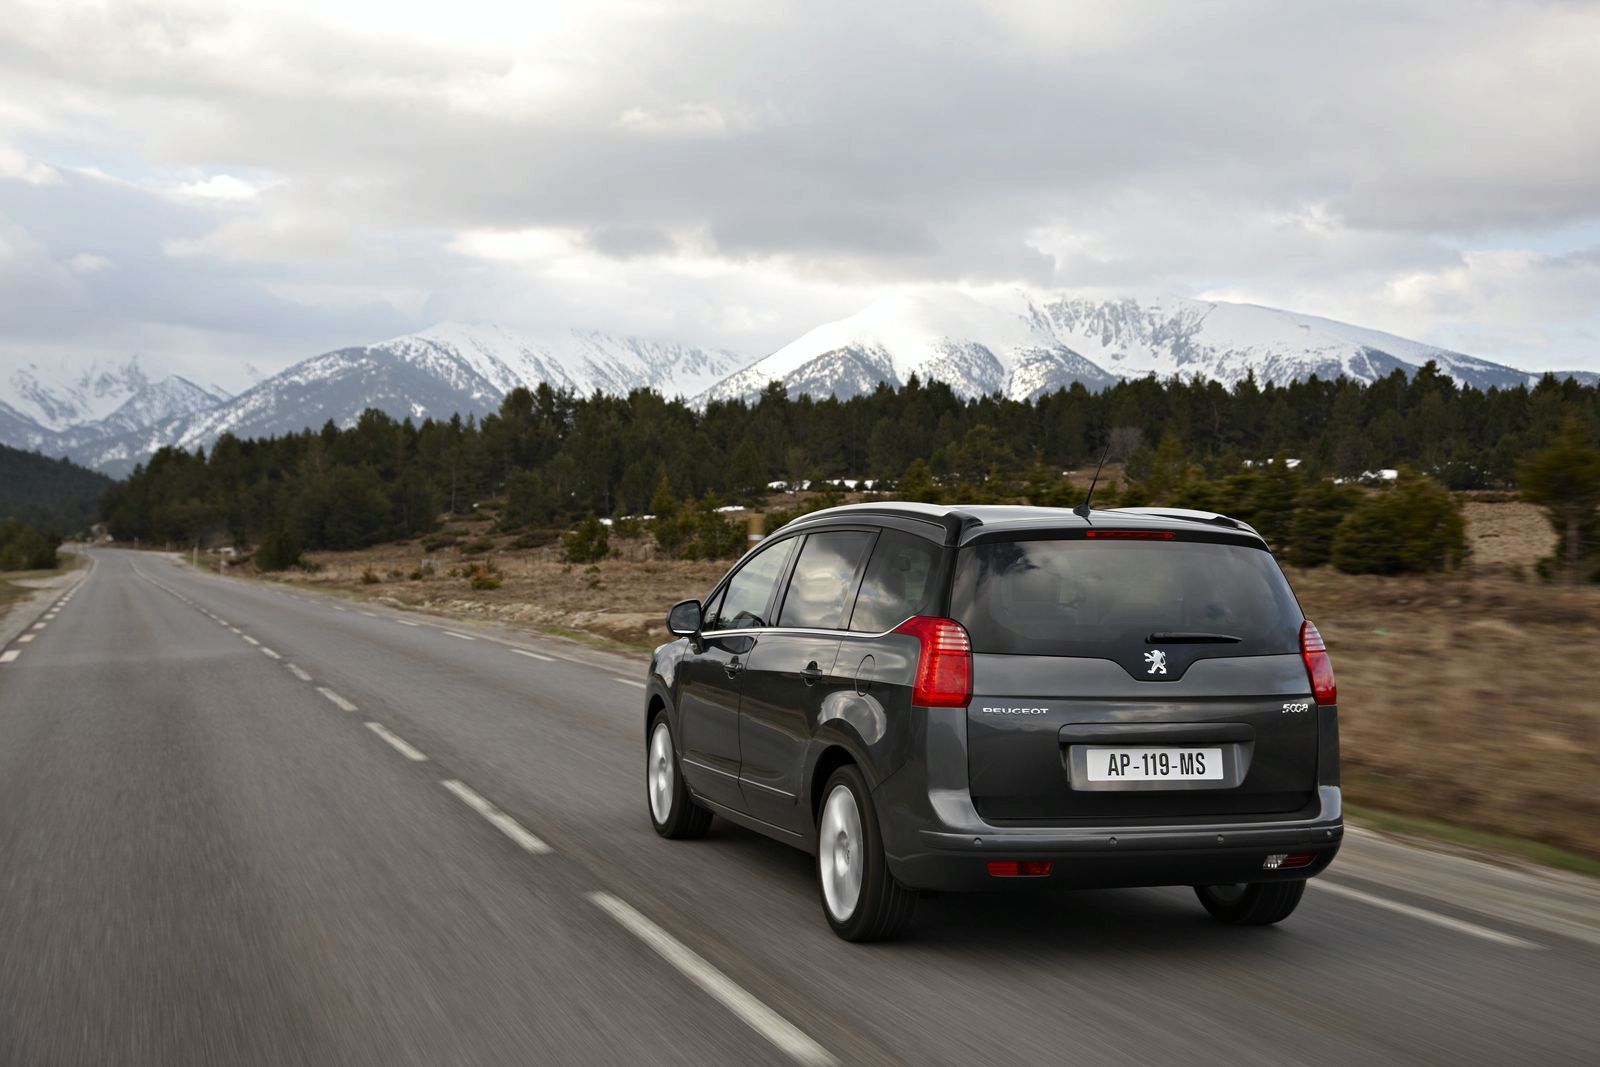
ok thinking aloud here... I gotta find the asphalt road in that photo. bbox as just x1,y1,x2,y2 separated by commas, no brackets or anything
0,549,1595,1065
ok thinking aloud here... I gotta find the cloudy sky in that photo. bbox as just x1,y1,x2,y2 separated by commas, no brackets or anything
2,0,1598,383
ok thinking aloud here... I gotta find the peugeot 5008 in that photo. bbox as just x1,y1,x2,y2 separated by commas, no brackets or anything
643,503,1342,941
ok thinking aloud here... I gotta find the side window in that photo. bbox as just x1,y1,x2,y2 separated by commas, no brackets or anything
708,538,796,631
777,531,875,630
850,530,941,632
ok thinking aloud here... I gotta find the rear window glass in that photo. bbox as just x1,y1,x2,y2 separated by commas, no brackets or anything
778,531,875,629
950,538,1301,657
849,531,941,632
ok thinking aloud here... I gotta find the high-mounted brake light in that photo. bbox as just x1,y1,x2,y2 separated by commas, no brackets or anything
1300,620,1336,706
894,616,973,708
1084,530,1176,540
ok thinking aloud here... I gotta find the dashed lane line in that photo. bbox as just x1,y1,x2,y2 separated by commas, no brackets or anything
509,648,555,662
317,687,359,713
440,780,551,855
588,892,837,1067
619,678,647,688
442,631,476,641
395,620,420,627
31,622,46,631
286,664,313,682
365,722,428,761
1314,881,1542,950
260,647,281,660
241,635,261,646
17,634,34,644
0,650,19,664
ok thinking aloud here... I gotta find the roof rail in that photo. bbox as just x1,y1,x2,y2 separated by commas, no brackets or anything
781,503,981,545
1105,506,1260,535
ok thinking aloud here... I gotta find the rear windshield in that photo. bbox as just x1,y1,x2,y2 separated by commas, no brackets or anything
950,538,1302,657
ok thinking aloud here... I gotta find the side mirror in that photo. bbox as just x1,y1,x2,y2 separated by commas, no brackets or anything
667,599,703,638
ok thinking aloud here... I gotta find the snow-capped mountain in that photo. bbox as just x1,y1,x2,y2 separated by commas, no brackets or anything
703,288,1539,404
5,323,754,474
1,353,238,433
0,303,1583,476
701,290,1119,404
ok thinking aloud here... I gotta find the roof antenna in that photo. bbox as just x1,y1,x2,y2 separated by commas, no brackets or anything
1073,439,1112,519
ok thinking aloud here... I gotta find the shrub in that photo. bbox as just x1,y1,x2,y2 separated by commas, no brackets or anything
0,520,58,571
255,529,303,572
1519,425,1600,584
562,513,610,564
1288,480,1362,568
461,537,496,555
469,572,502,591
1330,471,1466,575
360,568,381,585
420,533,459,553
507,531,549,550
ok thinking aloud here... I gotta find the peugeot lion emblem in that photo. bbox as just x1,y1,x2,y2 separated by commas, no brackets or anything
1144,649,1168,675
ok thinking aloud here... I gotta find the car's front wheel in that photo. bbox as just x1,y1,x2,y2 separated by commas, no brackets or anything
647,714,711,839
1194,880,1306,925
816,765,915,942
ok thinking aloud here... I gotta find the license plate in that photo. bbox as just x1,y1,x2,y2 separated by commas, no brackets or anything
1084,746,1223,782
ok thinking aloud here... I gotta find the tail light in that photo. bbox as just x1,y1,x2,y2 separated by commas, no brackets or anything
894,616,973,707
1300,620,1336,706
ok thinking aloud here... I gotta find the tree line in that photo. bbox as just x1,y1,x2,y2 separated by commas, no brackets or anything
100,366,1599,575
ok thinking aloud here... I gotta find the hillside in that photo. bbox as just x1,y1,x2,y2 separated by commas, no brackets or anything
0,443,113,531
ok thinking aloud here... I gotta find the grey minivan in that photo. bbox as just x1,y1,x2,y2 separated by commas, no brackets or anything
644,503,1342,941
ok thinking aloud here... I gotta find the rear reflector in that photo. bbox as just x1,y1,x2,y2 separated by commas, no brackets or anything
894,616,973,707
1300,620,1337,705
1265,852,1317,871
988,860,1053,878
1084,529,1176,540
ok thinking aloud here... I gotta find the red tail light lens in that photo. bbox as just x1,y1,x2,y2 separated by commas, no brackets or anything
894,616,973,707
1084,530,1176,540
988,860,1053,878
1301,620,1336,706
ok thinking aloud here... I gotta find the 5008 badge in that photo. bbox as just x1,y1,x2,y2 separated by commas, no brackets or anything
1282,702,1311,714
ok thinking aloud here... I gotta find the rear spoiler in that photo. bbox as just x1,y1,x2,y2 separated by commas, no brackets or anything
1104,507,1261,536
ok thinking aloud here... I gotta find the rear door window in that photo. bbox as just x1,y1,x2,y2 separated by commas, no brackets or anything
777,531,875,629
708,538,797,631
849,531,942,632
950,537,1302,662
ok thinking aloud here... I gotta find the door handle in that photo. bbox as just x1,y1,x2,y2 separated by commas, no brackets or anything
723,657,744,678
801,661,823,685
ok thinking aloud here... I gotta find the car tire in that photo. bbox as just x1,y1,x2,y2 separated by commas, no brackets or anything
1194,880,1306,925
647,713,711,840
816,764,915,942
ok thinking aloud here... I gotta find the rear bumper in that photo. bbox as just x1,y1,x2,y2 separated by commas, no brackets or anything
874,705,1343,892
890,808,1342,891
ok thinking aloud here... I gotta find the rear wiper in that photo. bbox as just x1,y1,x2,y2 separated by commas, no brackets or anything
1146,631,1242,644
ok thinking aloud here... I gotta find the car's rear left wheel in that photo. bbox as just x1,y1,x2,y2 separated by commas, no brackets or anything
647,715,711,839
1194,880,1306,925
817,765,915,942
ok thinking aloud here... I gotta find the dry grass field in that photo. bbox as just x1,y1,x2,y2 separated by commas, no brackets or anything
261,500,1599,860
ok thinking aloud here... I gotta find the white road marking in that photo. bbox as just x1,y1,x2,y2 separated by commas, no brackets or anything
317,687,359,712
331,605,349,612
509,648,554,662
260,647,281,660
241,635,260,646
1315,881,1542,950
440,780,551,854
588,892,837,1067
395,620,420,627
31,622,46,631
0,650,19,664
618,678,647,688
229,627,242,634
366,722,428,761
360,611,378,617
17,634,35,643
442,631,476,641
287,664,313,682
